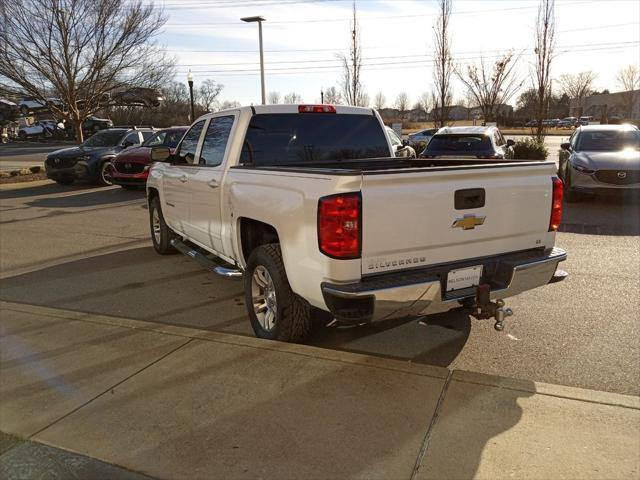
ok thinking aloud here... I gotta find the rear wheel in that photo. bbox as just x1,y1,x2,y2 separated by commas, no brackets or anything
149,197,177,255
244,244,312,342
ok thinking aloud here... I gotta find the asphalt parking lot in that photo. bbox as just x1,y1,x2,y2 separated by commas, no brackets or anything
1,180,638,395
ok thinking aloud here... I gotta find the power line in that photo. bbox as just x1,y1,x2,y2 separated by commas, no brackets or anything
173,43,638,76
173,41,640,67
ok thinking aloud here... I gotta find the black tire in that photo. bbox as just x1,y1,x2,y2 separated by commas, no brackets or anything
244,244,312,342
149,196,177,255
55,178,74,185
97,160,114,187
18,131,26,140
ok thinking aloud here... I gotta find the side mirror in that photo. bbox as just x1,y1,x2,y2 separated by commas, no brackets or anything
402,139,409,147
560,142,571,151
151,146,172,162
506,139,515,147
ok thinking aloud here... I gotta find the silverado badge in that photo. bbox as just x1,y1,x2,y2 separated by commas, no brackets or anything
452,214,486,230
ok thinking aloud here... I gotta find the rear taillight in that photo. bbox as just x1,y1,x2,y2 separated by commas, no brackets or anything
318,192,361,259
298,104,336,113
549,177,564,231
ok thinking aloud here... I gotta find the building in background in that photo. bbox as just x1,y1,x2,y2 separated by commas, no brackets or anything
570,90,640,121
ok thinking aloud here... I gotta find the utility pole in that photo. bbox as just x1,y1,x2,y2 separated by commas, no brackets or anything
321,89,324,104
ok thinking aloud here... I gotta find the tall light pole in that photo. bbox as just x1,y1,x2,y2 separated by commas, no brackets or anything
187,70,195,122
241,16,266,105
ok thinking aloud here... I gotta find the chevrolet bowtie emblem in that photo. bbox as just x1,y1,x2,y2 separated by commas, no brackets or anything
452,214,486,230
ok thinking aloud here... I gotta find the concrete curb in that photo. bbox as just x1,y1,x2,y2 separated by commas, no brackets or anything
3,300,638,410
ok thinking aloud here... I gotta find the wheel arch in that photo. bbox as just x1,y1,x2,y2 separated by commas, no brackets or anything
238,217,280,266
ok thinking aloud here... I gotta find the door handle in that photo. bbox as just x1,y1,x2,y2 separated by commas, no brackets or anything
179,175,187,183
208,179,219,188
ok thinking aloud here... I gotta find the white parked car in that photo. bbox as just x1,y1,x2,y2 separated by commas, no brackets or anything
147,104,567,341
385,126,416,158
17,120,61,139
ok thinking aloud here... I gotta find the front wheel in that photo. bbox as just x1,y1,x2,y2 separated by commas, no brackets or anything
149,196,177,255
564,167,581,203
244,244,312,342
97,160,114,186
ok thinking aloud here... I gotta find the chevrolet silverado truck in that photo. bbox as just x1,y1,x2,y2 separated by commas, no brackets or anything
147,104,567,342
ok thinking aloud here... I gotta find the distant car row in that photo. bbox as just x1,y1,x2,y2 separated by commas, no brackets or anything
15,88,164,115
525,116,593,128
45,126,188,187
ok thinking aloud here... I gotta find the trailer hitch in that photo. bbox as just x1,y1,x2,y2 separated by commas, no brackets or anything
467,284,513,331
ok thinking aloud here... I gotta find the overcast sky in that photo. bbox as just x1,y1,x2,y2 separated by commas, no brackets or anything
154,0,640,107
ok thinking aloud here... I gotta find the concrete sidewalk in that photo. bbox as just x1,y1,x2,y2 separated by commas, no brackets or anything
1,300,638,480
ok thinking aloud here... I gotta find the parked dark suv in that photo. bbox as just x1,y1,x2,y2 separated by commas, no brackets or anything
45,127,155,186
111,126,187,189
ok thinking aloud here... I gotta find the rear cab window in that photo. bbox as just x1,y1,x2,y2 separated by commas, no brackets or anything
240,113,391,166
426,134,494,153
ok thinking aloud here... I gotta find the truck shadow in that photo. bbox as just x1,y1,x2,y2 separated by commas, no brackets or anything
0,247,470,369
309,311,471,368
25,186,144,208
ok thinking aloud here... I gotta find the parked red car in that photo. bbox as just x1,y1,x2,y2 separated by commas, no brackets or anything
111,126,187,189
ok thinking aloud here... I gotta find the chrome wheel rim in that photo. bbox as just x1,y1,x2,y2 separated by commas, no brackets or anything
101,162,113,185
152,209,161,244
251,266,277,332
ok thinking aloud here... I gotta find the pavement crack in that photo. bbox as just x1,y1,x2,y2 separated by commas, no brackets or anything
27,337,194,440
410,370,453,480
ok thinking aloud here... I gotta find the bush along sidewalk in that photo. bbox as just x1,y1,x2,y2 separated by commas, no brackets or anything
512,138,548,160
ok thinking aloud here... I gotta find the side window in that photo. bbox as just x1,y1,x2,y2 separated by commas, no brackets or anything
199,116,234,167
123,132,140,145
176,120,205,164
141,131,155,142
145,132,166,147
493,132,504,146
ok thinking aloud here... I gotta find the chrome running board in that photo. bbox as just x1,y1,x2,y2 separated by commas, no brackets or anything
170,238,243,279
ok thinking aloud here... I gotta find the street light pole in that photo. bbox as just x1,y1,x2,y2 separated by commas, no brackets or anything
187,70,195,122
241,16,266,105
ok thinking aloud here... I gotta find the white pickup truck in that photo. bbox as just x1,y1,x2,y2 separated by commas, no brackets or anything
147,104,567,342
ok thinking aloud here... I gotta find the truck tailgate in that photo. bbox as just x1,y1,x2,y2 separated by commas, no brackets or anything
361,162,556,275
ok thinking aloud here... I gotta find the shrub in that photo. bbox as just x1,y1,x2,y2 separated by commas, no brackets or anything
512,138,548,160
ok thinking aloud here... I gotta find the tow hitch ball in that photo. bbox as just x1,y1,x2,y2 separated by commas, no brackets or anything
468,284,513,331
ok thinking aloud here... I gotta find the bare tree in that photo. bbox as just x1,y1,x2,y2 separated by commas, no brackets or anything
616,65,639,119
374,91,386,110
418,91,431,114
198,79,223,112
338,1,367,106
219,100,241,110
0,0,173,141
324,86,342,104
267,91,281,104
283,92,303,103
395,92,409,118
558,71,596,116
456,52,523,123
532,0,556,140
432,0,454,127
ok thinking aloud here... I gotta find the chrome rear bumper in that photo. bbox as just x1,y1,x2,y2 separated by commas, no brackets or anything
321,247,567,323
